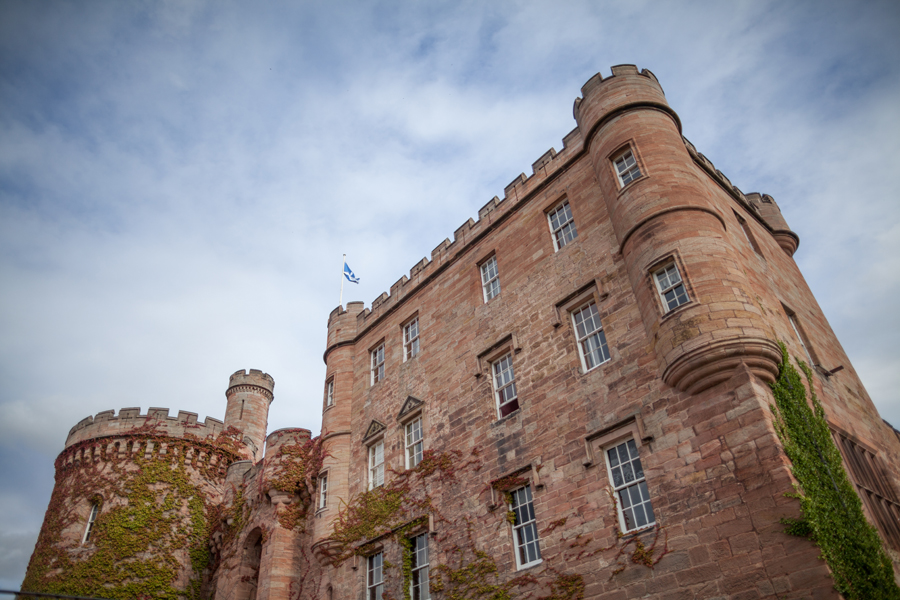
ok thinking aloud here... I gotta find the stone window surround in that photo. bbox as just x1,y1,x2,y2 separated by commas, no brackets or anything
324,376,335,409
608,140,647,191
645,251,694,319
551,279,613,374
474,334,523,420
317,470,328,511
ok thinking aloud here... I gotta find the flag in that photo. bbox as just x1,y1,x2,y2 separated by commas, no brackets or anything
343,262,360,284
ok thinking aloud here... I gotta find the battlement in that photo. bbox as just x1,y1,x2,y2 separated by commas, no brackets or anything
572,65,671,137
65,406,226,449
227,369,274,397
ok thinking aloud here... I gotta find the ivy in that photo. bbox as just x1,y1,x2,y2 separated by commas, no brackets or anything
770,342,900,600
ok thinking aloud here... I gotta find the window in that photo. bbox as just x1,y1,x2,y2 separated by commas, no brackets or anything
492,353,519,418
367,552,384,600
614,149,642,186
547,201,577,250
509,485,541,569
318,473,328,509
606,439,655,533
734,211,763,256
404,318,420,361
371,344,385,385
410,533,431,600
82,503,100,544
572,302,610,371
653,263,689,312
325,378,334,407
788,313,814,366
481,256,500,302
406,417,424,469
369,441,384,489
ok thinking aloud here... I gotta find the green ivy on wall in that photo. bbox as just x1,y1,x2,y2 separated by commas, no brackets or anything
770,342,900,600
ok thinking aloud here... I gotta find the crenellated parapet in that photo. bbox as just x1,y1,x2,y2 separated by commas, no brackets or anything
65,407,225,448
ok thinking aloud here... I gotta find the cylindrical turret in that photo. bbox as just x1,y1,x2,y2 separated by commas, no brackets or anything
576,65,780,393
224,369,275,461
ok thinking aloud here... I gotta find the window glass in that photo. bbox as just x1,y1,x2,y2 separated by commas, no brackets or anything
371,344,385,384
406,417,424,468
481,257,500,302
614,150,642,186
368,552,384,600
404,318,420,360
606,439,655,532
369,441,384,489
509,485,541,568
410,533,431,599
654,264,689,312
492,354,519,417
548,201,578,250
572,302,610,370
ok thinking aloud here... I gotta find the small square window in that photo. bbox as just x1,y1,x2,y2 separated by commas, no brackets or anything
492,353,519,418
572,302,611,371
509,485,542,569
547,201,578,251
653,263,689,312
410,533,431,599
406,417,424,469
605,439,655,533
369,441,384,490
614,150,642,186
481,256,500,302
404,318,420,361
325,379,334,407
371,344,385,385
318,473,328,509
368,552,384,600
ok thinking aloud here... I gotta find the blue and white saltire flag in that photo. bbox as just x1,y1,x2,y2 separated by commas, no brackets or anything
343,262,360,284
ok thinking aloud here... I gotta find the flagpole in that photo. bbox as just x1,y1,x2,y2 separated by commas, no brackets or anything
340,254,345,308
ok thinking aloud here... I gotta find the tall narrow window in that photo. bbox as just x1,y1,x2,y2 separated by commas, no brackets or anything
325,379,334,407
509,485,542,569
369,441,384,489
547,201,577,251
734,211,763,256
481,256,500,302
406,417,424,468
371,344,385,385
492,353,519,418
318,473,328,509
614,149,642,186
410,533,431,600
788,313,814,366
653,263,689,312
606,439,655,532
367,552,384,600
404,318,420,361
82,503,100,544
572,302,610,371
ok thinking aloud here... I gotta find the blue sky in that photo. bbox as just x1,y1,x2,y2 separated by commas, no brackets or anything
1,0,899,588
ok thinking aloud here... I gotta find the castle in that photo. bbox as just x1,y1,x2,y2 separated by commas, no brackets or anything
23,66,900,599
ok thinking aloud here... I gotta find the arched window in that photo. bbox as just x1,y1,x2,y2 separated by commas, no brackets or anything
237,528,264,600
82,503,100,544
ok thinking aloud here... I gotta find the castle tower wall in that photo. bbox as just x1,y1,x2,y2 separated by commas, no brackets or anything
224,369,275,461
575,65,780,393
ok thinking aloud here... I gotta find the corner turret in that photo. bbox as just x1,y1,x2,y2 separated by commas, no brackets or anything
224,369,274,461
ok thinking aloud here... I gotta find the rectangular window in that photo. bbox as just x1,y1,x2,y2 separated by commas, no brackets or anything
371,344,385,385
406,417,424,469
788,313,814,366
653,263,689,312
509,485,541,569
481,256,500,302
410,533,431,600
369,441,384,489
734,211,763,256
572,302,611,371
318,473,328,509
82,503,99,544
325,379,334,407
547,201,577,250
492,353,519,418
614,150,642,186
606,439,655,533
367,552,384,600
404,318,420,361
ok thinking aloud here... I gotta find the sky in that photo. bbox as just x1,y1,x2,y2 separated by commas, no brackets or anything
1,0,899,589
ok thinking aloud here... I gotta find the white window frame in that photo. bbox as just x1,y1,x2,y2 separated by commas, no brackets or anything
492,353,519,418
572,302,611,371
318,472,328,509
409,533,431,600
405,417,424,469
480,256,500,302
788,313,814,366
325,378,334,407
368,440,384,490
371,344,385,385
613,149,642,187
605,438,656,533
653,263,689,313
547,200,577,251
367,552,384,600
509,485,542,570
82,502,100,544
404,317,420,361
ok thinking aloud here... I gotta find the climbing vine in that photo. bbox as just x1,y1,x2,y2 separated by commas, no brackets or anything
770,342,900,600
268,434,328,531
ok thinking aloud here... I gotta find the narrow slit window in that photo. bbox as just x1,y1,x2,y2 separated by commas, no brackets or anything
788,313,814,366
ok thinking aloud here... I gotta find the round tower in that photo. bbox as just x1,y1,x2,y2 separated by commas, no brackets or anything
224,369,275,461
574,65,780,393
